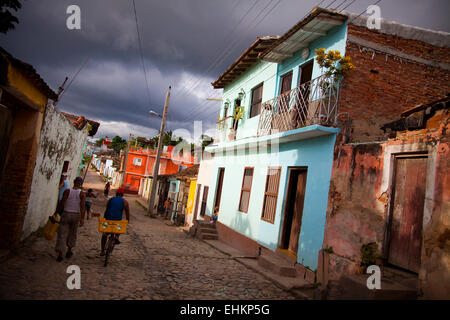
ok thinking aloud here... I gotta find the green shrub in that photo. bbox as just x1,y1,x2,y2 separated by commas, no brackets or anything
360,242,378,266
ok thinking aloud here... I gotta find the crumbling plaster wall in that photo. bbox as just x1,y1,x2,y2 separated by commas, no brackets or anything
418,112,450,299
323,142,386,280
322,109,450,298
21,103,87,239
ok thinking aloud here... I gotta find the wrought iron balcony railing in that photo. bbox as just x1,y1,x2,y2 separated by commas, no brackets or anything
215,116,233,143
257,74,341,137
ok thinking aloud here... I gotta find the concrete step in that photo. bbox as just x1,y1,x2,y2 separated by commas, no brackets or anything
200,233,219,240
291,287,316,300
199,228,218,235
329,274,417,300
381,266,418,290
197,222,217,230
275,248,297,265
257,254,297,278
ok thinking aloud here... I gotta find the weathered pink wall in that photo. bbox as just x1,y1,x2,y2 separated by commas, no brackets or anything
321,108,450,299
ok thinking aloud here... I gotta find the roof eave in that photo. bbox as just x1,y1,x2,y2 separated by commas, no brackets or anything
212,36,280,89
258,7,348,63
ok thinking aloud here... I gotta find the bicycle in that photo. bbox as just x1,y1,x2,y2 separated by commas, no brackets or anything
98,218,128,267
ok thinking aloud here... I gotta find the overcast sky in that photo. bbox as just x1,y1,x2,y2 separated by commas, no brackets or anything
2,0,449,142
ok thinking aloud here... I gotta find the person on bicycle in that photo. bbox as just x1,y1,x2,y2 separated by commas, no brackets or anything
100,188,130,256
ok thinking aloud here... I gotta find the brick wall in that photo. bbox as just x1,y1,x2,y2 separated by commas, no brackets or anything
339,24,450,142
0,110,41,250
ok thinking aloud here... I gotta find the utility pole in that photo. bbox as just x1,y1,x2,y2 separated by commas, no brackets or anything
81,150,93,186
147,86,171,216
120,134,133,187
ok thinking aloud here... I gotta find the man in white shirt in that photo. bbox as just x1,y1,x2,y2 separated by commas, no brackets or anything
54,176,86,262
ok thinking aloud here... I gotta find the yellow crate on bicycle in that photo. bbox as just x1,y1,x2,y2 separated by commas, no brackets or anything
98,217,128,234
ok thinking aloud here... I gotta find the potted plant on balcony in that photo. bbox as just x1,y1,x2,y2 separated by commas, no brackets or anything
228,106,244,141
315,48,355,91
314,48,355,125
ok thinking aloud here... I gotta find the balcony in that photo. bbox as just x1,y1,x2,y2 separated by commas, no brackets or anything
215,116,233,143
257,74,341,137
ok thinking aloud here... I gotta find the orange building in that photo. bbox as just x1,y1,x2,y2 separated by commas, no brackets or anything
123,145,195,192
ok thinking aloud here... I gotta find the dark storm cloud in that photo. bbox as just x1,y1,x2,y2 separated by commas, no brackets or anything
2,0,449,140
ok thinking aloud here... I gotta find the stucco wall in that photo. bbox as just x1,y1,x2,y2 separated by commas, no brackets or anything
208,133,336,269
322,109,450,298
22,103,87,239
276,22,348,94
191,151,214,222
217,22,347,144
221,61,278,140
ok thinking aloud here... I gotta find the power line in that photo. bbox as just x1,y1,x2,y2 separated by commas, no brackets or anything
349,0,383,23
132,0,152,108
184,0,351,123
182,0,283,122
57,57,89,103
184,0,337,123
184,0,347,122
334,0,349,11
173,0,261,101
339,0,357,11
183,0,364,125
182,0,275,101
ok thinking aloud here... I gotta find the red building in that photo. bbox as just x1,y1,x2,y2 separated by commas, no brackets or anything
123,145,195,192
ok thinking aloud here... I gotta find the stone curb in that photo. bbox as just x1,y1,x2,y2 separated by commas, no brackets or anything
198,238,310,300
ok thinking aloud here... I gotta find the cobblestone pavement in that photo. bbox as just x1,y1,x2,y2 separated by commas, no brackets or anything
0,169,298,300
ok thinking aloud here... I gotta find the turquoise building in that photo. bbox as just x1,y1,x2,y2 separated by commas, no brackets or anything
201,8,349,270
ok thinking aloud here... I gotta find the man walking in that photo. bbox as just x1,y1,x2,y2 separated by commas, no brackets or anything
100,188,130,256
55,176,86,262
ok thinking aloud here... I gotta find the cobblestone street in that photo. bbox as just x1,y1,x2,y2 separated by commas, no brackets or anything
0,169,298,300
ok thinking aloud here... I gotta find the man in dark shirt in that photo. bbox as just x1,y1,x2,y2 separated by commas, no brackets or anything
100,188,130,256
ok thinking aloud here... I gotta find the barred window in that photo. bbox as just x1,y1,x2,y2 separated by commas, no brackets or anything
261,167,281,223
238,167,254,213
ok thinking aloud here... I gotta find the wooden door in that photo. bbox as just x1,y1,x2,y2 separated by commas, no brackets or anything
288,170,307,254
214,168,225,214
297,61,314,125
299,61,313,86
388,155,427,273
280,71,293,94
200,186,209,217
193,183,201,221
279,71,293,110
280,168,307,256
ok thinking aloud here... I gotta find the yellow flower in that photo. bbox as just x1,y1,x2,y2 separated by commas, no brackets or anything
315,48,325,55
316,49,356,78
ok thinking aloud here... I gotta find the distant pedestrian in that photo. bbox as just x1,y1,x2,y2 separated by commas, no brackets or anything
57,173,69,214
100,188,130,256
211,206,218,224
58,173,69,201
55,176,86,262
85,188,97,220
104,181,111,197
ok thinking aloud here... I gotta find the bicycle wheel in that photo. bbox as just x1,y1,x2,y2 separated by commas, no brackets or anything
104,234,115,267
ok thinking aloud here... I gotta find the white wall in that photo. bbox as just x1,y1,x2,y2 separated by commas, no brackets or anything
192,151,214,222
22,103,87,239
